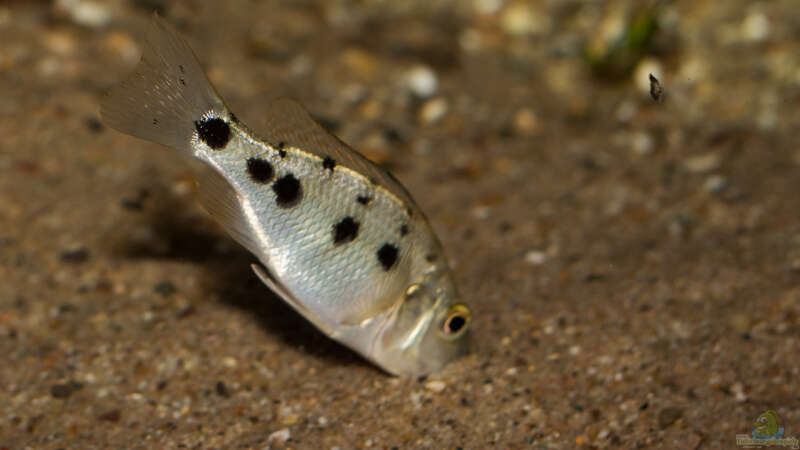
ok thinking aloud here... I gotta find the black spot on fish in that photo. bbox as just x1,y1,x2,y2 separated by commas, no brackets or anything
332,217,359,245
357,195,372,205
178,64,185,74
152,118,158,125
272,174,302,208
195,117,230,150
399,224,409,236
377,243,399,271
425,253,437,263
179,77,185,86
246,157,274,184
322,156,336,172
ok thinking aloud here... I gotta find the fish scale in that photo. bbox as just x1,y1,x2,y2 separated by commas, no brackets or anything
101,14,471,376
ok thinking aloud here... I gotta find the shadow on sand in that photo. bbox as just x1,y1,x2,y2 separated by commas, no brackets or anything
112,185,368,371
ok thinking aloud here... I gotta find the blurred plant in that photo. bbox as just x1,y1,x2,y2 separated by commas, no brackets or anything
584,0,668,80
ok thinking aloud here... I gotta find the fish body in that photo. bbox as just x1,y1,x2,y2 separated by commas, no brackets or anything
101,16,470,376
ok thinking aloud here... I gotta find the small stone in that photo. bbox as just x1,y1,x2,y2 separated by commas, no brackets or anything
51,381,83,399
404,65,438,98
216,381,231,398
524,250,546,265
425,380,446,393
97,409,121,422
222,357,237,368
267,428,291,446
418,97,448,125
473,0,504,14
631,131,654,156
512,108,540,136
730,382,747,402
341,48,379,80
658,407,683,429
104,31,139,64
60,247,89,264
684,152,721,173
634,58,664,95
55,0,112,28
153,281,176,297
42,30,77,56
742,11,769,42
500,1,549,37
704,175,727,193
278,405,299,425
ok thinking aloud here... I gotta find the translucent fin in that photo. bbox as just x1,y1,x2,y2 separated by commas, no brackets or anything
100,14,227,153
259,98,421,212
251,264,335,336
194,164,260,254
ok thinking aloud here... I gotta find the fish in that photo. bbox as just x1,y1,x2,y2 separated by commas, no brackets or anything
100,15,471,376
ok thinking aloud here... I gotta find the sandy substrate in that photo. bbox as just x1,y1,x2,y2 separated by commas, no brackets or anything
1,1,799,448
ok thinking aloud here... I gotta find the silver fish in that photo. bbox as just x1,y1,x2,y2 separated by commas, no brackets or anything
101,16,470,376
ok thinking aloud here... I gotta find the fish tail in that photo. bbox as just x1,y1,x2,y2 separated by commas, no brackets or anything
100,14,227,155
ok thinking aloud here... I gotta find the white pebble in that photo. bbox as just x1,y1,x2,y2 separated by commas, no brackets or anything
404,65,438,98
524,250,546,265
633,58,663,95
267,428,291,445
56,0,112,28
742,11,769,42
631,131,654,155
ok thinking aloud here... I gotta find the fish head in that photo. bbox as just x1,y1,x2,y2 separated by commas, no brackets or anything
367,273,471,377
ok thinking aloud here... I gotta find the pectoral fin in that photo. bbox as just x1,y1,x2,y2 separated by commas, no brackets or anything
250,264,335,336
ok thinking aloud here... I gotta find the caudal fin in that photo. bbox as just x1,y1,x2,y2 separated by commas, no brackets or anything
100,14,227,153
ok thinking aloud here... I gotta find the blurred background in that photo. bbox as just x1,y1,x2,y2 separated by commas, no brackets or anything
1,0,799,448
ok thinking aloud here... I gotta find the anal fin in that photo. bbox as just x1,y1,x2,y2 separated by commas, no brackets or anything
193,163,260,254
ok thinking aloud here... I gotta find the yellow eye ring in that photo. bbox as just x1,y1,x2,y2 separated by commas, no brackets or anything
441,304,470,337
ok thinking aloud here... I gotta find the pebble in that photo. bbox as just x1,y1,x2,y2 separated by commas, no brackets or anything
630,131,654,156
267,427,291,446
500,1,549,37
684,152,721,173
341,48,379,80
658,407,683,429
404,65,438,98
524,250,547,265
153,280,176,297
60,246,90,264
704,175,727,193
42,31,77,56
730,382,747,402
104,31,139,65
55,0,112,28
418,97,448,125
512,108,540,136
51,381,83,399
633,58,664,95
473,0,504,15
425,380,446,393
742,11,769,43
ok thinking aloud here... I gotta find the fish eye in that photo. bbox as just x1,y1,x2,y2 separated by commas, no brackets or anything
441,304,470,338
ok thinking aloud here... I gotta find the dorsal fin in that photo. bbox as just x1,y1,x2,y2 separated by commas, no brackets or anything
257,98,421,212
